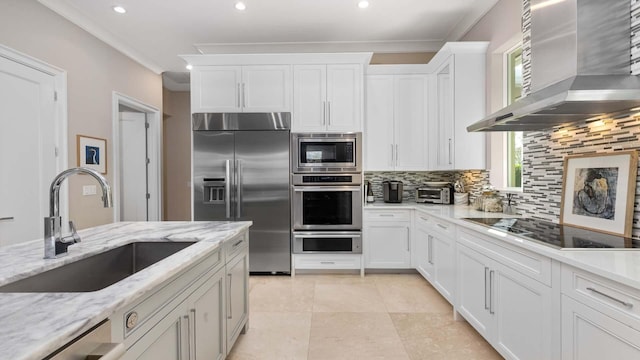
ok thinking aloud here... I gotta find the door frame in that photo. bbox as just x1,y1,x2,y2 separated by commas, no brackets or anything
0,44,68,220
111,92,162,221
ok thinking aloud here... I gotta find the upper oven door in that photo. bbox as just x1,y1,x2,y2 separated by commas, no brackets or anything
292,186,362,230
292,133,362,173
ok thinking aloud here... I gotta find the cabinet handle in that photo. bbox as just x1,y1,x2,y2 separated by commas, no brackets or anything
484,267,490,310
420,216,429,222
0,217,14,221
489,270,495,314
179,315,190,360
436,223,448,230
236,83,241,108
232,239,243,248
188,309,196,360
242,83,246,108
390,144,394,167
586,287,634,308
327,101,331,126
407,235,410,252
379,214,394,217
448,138,453,165
427,235,433,264
227,273,233,319
322,101,326,126
395,144,399,166
320,261,335,265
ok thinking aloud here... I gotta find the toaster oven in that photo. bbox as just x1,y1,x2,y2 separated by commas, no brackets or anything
416,183,453,204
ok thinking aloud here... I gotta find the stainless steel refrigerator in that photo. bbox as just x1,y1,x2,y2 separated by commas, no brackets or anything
192,113,291,273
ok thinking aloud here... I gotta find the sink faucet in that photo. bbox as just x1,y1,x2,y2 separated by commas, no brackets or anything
44,167,113,259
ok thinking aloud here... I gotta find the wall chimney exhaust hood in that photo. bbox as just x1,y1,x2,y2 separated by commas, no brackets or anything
468,0,640,132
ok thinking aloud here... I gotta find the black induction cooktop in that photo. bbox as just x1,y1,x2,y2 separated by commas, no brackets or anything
462,217,640,249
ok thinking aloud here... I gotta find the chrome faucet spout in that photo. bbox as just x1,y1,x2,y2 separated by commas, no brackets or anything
44,167,113,259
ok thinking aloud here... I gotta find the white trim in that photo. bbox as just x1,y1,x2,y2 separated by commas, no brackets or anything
37,0,163,74
194,40,444,55
181,52,374,67
0,44,69,220
111,92,163,221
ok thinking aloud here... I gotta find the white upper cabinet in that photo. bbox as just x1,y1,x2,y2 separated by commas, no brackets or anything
191,65,291,113
428,43,488,170
365,68,428,171
293,64,362,132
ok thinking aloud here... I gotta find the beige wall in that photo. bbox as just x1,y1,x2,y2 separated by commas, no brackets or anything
370,52,437,64
162,88,192,221
0,0,162,229
461,0,523,186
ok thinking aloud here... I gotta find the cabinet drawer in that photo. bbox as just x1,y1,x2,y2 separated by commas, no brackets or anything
119,247,223,341
225,233,249,262
562,265,640,327
457,228,552,286
294,254,362,269
415,213,454,237
364,209,411,222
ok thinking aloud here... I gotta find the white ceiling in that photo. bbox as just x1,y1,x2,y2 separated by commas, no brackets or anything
38,0,499,74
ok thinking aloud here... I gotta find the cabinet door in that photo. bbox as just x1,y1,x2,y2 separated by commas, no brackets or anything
192,269,226,360
364,223,411,269
493,263,552,360
394,75,429,171
242,65,291,112
432,232,455,303
413,226,434,281
456,243,493,340
561,295,640,360
364,75,395,170
326,64,362,132
123,302,188,360
293,65,327,132
432,59,454,170
191,66,242,113
226,251,249,352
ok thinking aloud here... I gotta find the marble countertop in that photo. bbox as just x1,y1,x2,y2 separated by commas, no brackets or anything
0,221,252,360
365,203,640,290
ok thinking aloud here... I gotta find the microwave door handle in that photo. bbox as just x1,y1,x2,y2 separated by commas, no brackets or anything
294,234,362,239
293,187,362,192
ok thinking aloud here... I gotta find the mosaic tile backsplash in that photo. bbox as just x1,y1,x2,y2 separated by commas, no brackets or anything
518,112,640,239
364,170,490,203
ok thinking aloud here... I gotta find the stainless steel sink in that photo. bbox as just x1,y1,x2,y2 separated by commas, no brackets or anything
0,241,196,293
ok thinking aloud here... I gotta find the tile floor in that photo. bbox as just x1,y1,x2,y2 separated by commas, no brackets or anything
227,273,503,360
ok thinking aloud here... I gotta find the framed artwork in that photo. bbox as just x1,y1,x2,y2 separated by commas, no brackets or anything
560,151,638,236
77,135,107,174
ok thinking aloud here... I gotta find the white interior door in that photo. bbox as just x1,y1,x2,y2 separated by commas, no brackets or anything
119,111,148,221
0,56,57,246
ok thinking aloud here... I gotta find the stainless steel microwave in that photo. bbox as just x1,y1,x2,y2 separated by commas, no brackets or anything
291,133,362,173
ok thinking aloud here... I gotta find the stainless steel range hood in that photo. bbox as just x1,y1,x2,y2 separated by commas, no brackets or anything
468,0,640,132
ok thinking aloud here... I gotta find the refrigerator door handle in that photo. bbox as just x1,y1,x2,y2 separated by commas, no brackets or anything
236,159,243,218
225,160,231,218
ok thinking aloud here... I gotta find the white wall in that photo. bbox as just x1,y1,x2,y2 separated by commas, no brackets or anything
0,0,162,229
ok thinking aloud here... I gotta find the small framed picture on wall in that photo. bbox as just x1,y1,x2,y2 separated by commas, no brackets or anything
560,150,638,237
77,135,107,174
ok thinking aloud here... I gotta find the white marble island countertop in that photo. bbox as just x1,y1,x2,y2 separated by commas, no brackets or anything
0,221,251,360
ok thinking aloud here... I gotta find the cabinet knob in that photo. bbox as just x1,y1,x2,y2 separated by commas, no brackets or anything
126,311,139,329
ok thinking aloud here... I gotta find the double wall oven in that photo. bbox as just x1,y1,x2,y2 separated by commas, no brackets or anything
291,133,362,254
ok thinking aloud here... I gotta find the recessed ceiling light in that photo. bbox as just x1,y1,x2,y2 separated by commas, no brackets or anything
358,1,370,9
112,6,126,14
235,2,246,11
186,64,193,70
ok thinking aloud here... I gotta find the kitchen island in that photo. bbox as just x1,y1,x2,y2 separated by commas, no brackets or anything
0,221,251,360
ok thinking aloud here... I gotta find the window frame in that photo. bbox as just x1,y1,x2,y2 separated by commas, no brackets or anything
501,43,524,192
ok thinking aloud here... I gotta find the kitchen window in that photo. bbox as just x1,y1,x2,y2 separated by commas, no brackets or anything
505,46,523,189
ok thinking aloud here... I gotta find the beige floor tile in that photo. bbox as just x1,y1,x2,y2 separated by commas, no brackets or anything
295,274,371,285
374,276,453,313
227,312,312,360
313,283,387,313
250,277,315,312
308,312,410,360
390,313,503,360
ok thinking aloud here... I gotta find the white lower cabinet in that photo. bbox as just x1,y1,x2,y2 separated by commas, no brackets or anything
114,234,249,360
456,241,553,360
364,209,411,269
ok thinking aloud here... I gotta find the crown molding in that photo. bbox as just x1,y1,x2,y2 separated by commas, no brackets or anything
194,40,444,55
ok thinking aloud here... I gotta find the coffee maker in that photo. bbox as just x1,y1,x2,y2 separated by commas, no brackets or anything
383,180,403,203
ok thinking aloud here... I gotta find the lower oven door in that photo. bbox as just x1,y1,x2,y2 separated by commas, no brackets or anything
292,231,362,254
292,186,362,230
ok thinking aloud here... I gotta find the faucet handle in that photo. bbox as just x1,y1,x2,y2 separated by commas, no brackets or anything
61,221,81,244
